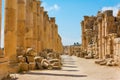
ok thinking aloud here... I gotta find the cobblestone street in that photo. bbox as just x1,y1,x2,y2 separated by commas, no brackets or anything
15,55,120,80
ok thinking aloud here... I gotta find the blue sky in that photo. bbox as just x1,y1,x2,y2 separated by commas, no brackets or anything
1,0,120,47
41,0,120,46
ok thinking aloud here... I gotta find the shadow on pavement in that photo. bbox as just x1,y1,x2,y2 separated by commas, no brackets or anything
62,66,77,68
61,70,79,71
26,72,87,77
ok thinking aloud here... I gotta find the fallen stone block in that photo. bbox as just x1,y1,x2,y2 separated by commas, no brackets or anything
34,56,43,62
52,62,61,69
95,59,105,64
99,61,107,65
18,56,26,63
26,48,37,56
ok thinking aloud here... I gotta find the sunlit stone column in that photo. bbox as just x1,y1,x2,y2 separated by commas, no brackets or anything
37,1,41,53
40,7,44,51
97,18,102,59
55,24,58,52
17,0,26,56
50,17,56,52
43,11,48,50
46,14,50,49
49,18,53,50
25,0,33,49
33,0,38,51
4,0,17,61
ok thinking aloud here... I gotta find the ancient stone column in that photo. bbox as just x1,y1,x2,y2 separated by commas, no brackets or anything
55,24,58,52
4,0,17,61
39,7,44,51
97,17,103,59
17,0,26,56
104,10,114,57
49,18,53,50
33,0,38,52
50,17,56,52
37,1,41,53
46,14,50,49
43,11,48,50
25,0,33,49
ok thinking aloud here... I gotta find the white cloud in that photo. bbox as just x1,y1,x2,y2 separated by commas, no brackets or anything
101,4,120,16
49,4,60,11
41,2,60,12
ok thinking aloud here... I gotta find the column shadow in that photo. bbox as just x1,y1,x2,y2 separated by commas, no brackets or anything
26,72,87,77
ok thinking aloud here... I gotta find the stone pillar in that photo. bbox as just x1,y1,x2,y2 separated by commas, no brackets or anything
4,0,17,61
17,0,26,56
33,0,38,51
49,19,52,50
43,11,48,50
37,1,41,53
39,7,44,51
97,16,102,59
25,0,33,49
102,18,106,58
104,10,114,57
50,17,56,52
55,24,58,52
50,18,54,51
45,14,50,49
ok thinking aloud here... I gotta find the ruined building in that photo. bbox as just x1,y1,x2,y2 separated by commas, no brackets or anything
0,0,63,79
81,10,120,65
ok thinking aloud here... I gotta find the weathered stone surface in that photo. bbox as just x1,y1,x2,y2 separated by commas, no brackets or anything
28,62,36,70
81,10,120,66
19,62,29,71
17,0,26,54
4,0,17,61
18,55,26,63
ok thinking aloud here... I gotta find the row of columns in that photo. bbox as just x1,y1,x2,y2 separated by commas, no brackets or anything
4,0,63,62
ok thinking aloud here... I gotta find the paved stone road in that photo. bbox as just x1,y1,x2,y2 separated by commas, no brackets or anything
14,55,120,80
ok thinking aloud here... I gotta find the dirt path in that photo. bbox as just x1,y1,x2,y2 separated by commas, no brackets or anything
14,55,120,80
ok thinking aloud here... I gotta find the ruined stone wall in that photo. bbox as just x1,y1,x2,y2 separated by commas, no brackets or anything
81,10,120,64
